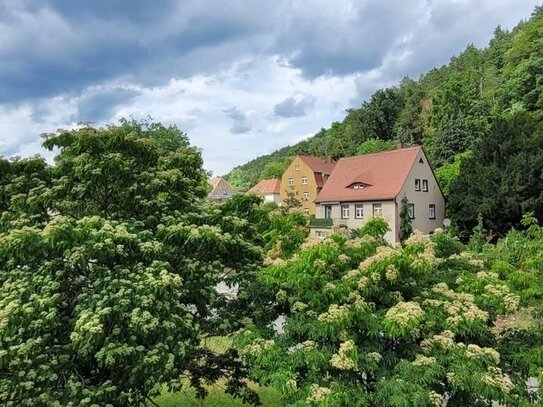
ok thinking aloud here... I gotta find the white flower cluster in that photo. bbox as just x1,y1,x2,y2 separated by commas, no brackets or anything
345,234,376,248
306,384,332,404
242,338,275,356
450,252,484,268
358,246,399,271
385,264,398,282
430,283,489,327
286,379,297,391
365,352,382,363
324,282,336,291
291,301,309,313
263,257,286,266
318,304,350,323
357,276,369,289
348,292,367,310
481,367,514,393
385,301,425,328
428,391,444,407
412,355,436,366
421,330,456,353
405,230,431,245
313,259,326,268
338,254,350,263
484,283,520,313
465,344,501,364
329,340,357,370
287,340,316,354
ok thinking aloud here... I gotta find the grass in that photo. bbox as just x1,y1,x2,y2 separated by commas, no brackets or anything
149,336,283,407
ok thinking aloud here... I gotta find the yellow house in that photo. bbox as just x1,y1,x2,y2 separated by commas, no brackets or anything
280,155,335,215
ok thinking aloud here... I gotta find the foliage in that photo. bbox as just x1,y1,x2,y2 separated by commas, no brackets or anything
434,151,471,199
356,138,397,155
238,230,543,406
0,121,262,406
352,217,390,242
449,112,543,238
399,196,413,243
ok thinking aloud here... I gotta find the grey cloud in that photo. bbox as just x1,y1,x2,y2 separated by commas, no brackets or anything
76,88,140,123
223,107,251,134
274,96,315,117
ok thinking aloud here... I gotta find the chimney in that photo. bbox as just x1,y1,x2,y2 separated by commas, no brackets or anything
396,142,403,150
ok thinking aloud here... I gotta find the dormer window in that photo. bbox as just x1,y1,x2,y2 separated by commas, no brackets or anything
352,183,364,189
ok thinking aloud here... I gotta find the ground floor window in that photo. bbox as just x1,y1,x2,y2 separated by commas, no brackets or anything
341,205,349,219
324,205,332,219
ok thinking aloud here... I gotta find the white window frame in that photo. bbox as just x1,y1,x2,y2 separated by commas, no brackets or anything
429,204,436,220
301,176,308,185
415,178,421,191
408,203,415,219
303,208,309,214
341,205,350,219
295,164,300,171
422,179,428,192
353,183,364,189
324,205,332,219
288,177,294,186
373,203,382,217
303,192,310,201
355,204,364,219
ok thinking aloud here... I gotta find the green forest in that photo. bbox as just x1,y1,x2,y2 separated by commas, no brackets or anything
1,6,543,407
226,7,543,240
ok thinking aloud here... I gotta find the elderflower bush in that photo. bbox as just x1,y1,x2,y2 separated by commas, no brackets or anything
238,223,543,406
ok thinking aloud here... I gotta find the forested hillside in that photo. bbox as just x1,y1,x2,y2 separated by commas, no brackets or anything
226,6,543,239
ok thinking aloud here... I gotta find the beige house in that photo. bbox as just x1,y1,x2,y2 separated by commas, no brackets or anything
208,177,237,201
312,146,445,243
248,178,282,205
280,155,336,215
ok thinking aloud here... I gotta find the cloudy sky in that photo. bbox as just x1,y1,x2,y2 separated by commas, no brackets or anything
0,0,540,174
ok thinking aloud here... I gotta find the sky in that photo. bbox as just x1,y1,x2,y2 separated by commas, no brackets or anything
0,0,540,175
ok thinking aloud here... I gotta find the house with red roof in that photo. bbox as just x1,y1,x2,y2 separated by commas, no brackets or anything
280,155,336,215
311,146,444,243
208,177,237,201
248,178,282,205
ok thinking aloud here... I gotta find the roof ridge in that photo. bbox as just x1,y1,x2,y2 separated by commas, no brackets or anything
338,146,421,161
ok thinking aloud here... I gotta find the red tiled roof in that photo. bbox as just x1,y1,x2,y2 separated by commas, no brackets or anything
248,178,281,195
298,155,336,175
315,147,421,203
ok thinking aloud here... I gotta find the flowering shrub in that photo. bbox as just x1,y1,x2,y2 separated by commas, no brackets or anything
238,227,543,406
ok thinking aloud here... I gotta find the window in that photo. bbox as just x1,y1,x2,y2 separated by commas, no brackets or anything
303,208,309,214
301,176,308,185
220,188,228,196
353,183,364,189
422,179,428,192
429,204,436,219
355,204,364,219
324,205,332,219
408,203,415,219
415,178,421,191
341,205,350,219
373,203,382,217
288,177,294,186
316,230,328,239
295,164,300,171
303,192,310,201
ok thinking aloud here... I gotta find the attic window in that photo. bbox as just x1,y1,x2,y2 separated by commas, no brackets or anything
419,158,424,164
352,183,365,189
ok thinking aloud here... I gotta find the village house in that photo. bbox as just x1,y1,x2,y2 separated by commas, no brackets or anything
280,155,336,215
311,146,445,243
208,177,237,201
247,178,282,205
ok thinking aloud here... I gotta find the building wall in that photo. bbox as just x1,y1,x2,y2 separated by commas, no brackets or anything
280,157,320,215
396,149,445,239
312,200,397,243
263,193,282,205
